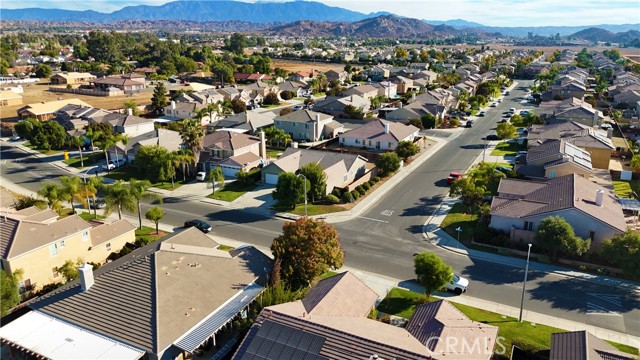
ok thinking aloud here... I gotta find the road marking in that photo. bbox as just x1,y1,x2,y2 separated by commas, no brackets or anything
586,293,623,316
589,293,622,307
380,209,394,216
358,216,389,224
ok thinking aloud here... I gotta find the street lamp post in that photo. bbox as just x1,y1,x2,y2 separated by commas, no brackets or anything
519,243,533,322
483,137,488,162
297,173,307,217
455,226,462,248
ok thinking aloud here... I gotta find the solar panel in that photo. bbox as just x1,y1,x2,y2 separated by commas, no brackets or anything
238,320,325,360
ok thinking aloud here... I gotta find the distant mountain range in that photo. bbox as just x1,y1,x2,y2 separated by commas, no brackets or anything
570,27,640,43
2,0,638,38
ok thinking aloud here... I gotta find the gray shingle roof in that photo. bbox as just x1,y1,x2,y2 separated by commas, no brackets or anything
550,330,636,360
340,119,418,143
275,109,332,124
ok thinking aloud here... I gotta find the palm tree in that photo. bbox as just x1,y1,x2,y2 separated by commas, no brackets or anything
195,108,209,125
68,135,86,167
128,179,160,229
206,102,221,122
103,180,136,220
117,134,130,164
102,134,116,164
37,182,63,213
179,119,205,167
60,176,83,214
85,177,104,217
172,149,196,181
85,128,101,153
77,179,97,214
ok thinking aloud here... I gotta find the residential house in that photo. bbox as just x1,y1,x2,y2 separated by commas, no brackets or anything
545,98,607,128
97,109,156,137
289,69,318,82
547,82,587,101
324,69,349,83
91,76,146,93
49,72,96,85
274,109,344,142
262,147,367,192
489,174,626,246
240,80,278,103
527,121,614,169
516,139,593,179
364,65,391,81
0,90,22,106
233,271,498,360
233,73,273,83
413,69,439,83
200,130,264,176
0,210,135,292
17,98,91,121
123,128,183,162
163,100,210,123
371,81,398,98
392,75,414,94
385,90,451,123
313,95,370,118
343,84,379,100
339,119,419,151
277,80,307,98
206,111,275,134
0,228,272,360
189,90,225,105
613,89,640,108
550,331,637,360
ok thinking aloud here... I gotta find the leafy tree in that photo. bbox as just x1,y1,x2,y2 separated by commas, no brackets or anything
280,90,295,100
467,161,506,194
226,33,249,54
14,117,41,141
279,107,293,116
129,179,160,230
534,216,590,261
209,167,225,194
601,231,640,280
123,100,140,116
1,270,21,315
38,182,64,213
271,217,344,289
28,120,67,150
299,162,326,202
414,252,453,298
375,152,401,177
421,113,438,129
59,258,84,282
35,63,52,78
60,176,83,214
272,172,307,209
496,122,516,139
395,140,420,161
630,154,640,171
136,145,172,182
151,82,169,114
179,119,205,165
263,92,280,106
230,99,247,114
145,206,164,234
103,180,137,220
449,177,486,214
14,195,47,211
408,118,424,130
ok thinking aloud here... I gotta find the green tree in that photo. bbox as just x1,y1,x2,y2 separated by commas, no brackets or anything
38,182,64,213
135,145,172,182
58,258,84,282
299,162,326,203
375,152,401,177
35,63,52,78
129,179,160,230
145,206,164,234
395,140,420,161
496,122,516,139
272,172,307,209
449,177,486,214
630,154,640,171
421,113,438,129
226,33,248,54
271,217,344,289
103,180,137,220
151,82,169,114
14,195,47,211
60,176,83,214
179,119,205,165
263,92,280,106
534,216,590,261
408,118,424,130
414,252,453,298
601,231,640,280
68,135,86,168
30,120,67,150
14,117,41,140
1,270,21,315
209,167,225,194
231,98,247,114
123,100,140,116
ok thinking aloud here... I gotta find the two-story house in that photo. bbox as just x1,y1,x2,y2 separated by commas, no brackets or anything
339,119,419,151
200,130,265,176
274,110,344,142
516,139,593,179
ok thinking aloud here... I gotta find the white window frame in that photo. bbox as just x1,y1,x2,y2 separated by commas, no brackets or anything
49,243,58,257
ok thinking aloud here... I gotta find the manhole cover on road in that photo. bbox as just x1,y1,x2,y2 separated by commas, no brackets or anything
586,293,623,315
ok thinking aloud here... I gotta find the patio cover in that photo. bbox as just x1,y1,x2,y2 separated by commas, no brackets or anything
173,283,265,353
619,198,640,211
0,311,145,360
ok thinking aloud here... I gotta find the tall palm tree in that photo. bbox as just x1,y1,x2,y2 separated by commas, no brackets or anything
77,180,97,213
172,149,196,181
103,180,136,220
102,134,116,164
195,108,209,124
179,119,205,168
60,176,83,214
86,177,104,217
68,135,86,167
37,182,63,214
85,128,102,153
117,134,130,164
128,179,160,229
206,102,221,122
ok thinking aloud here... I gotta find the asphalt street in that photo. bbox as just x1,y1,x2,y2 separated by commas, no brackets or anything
1,81,638,336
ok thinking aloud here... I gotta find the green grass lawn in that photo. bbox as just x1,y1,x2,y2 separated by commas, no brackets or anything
135,226,166,244
265,147,284,159
217,244,235,252
613,180,640,198
64,153,103,168
207,182,257,202
78,212,106,221
272,202,345,216
105,166,186,190
23,141,63,155
378,287,638,358
439,203,479,243
491,141,525,157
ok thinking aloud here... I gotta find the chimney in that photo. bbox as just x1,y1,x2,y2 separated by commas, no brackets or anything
384,122,390,134
399,102,403,109
292,141,298,149
595,189,604,207
78,262,94,291
259,131,266,159
127,108,133,116
350,95,354,102
607,128,613,139
171,100,176,110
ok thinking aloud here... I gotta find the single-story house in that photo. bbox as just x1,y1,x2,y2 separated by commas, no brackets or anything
91,76,146,92
339,119,420,151
206,111,275,134
313,95,370,118
50,72,96,85
17,98,91,121
550,331,636,360
0,90,22,106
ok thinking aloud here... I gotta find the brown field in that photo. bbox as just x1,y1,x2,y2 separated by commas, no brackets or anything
0,79,153,123
271,60,344,73
428,44,640,57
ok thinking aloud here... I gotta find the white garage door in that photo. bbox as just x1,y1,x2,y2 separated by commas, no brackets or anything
220,165,239,177
265,173,279,185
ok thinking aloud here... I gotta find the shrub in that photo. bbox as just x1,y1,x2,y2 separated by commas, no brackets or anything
351,190,360,200
362,182,371,191
341,191,354,203
380,315,391,324
280,90,295,100
372,176,381,183
449,118,460,127
331,188,341,198
413,295,430,306
356,185,365,196
325,194,340,204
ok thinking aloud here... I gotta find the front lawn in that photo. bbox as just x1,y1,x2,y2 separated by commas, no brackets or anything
265,147,284,159
378,287,638,358
24,141,63,155
79,212,106,221
105,166,186,190
613,180,640,198
207,182,258,202
491,141,525,157
135,226,167,245
439,203,479,243
272,202,345,216
64,152,103,168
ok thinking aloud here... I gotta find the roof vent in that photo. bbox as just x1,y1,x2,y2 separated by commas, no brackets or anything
595,189,604,207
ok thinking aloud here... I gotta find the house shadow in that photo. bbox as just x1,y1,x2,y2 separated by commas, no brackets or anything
459,259,546,286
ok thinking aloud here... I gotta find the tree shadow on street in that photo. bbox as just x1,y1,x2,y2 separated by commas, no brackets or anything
459,259,546,286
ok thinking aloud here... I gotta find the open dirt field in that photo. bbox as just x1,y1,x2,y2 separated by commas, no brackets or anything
0,80,153,123
271,60,344,73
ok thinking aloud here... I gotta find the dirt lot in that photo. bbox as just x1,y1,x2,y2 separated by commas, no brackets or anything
271,60,344,73
0,80,153,123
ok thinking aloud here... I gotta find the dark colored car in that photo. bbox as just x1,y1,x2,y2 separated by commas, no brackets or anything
466,120,474,128
184,219,212,233
495,166,513,174
486,134,500,141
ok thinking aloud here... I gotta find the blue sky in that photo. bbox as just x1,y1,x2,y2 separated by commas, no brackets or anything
3,0,640,27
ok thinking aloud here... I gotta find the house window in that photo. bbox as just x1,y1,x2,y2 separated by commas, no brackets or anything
524,221,534,231
83,230,89,241
389,142,394,148
355,139,360,144
52,267,60,278
49,243,58,256
292,123,296,128
344,174,348,182
589,231,595,241
106,243,112,252
276,121,280,126
305,124,309,129
59,240,65,248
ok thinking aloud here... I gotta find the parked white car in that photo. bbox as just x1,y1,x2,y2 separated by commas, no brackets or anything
444,274,469,295
196,171,207,181
102,159,125,171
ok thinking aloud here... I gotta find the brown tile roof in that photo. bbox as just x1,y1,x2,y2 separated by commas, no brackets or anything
90,219,136,246
275,109,332,124
18,99,91,116
340,119,418,143
268,148,365,175
550,330,637,360
527,121,614,150
0,218,19,259
218,152,261,167
203,130,259,151
92,77,145,86
22,209,59,223
0,188,17,209
301,272,378,317
491,175,626,231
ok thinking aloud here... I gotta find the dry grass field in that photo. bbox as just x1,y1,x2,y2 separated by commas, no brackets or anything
428,44,640,57
271,60,344,73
